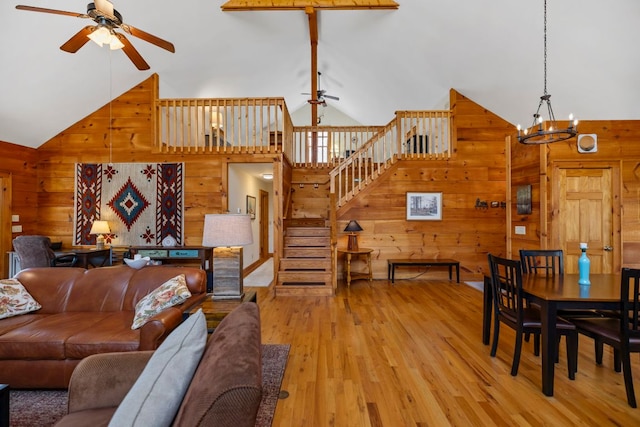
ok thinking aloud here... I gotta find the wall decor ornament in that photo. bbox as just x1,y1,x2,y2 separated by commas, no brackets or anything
516,185,532,215
74,163,184,247
246,195,256,220
406,192,442,221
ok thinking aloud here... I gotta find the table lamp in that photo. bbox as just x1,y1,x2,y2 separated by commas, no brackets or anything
202,214,253,300
89,220,110,250
344,220,363,251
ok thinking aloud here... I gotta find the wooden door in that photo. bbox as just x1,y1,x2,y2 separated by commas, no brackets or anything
553,163,620,274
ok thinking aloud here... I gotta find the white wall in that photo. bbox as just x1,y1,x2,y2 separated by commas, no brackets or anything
290,103,362,126
228,164,274,269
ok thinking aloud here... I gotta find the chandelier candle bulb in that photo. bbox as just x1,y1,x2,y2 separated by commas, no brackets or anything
578,243,591,285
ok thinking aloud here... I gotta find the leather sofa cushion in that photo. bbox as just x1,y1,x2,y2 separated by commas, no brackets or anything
13,268,87,314
65,312,140,358
0,312,138,360
0,313,46,335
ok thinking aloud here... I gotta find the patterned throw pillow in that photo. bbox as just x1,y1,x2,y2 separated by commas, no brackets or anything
131,274,192,330
0,278,42,320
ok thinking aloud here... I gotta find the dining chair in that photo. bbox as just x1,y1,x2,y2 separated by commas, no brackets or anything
12,235,77,270
487,253,578,378
570,268,640,408
519,249,564,275
520,248,607,322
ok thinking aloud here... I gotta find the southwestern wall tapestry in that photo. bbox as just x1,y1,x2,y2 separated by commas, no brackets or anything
74,163,184,247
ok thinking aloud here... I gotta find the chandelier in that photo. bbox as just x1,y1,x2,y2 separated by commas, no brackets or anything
517,0,578,144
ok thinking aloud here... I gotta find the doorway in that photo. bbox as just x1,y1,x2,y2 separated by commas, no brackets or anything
227,163,274,269
552,162,621,274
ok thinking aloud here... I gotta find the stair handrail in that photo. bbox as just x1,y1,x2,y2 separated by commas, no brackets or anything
329,118,398,207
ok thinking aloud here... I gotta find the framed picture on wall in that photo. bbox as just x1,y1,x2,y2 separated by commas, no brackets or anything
406,192,442,221
246,195,256,220
516,185,532,215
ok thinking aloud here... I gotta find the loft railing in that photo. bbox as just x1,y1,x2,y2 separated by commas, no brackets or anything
155,98,451,169
155,98,293,158
290,126,385,167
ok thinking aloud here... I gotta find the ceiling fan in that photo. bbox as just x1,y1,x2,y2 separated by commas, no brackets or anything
302,72,339,106
15,0,175,70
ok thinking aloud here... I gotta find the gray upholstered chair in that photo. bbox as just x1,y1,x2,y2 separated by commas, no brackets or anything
12,235,77,270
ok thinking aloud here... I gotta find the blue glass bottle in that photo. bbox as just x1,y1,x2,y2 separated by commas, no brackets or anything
578,246,591,285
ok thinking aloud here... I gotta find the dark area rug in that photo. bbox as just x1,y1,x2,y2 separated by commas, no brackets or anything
9,343,290,427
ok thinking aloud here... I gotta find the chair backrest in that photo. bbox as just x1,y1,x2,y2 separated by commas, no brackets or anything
12,235,56,269
620,268,640,343
488,254,524,321
519,249,564,276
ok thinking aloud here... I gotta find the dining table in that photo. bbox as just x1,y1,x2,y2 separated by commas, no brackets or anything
482,273,622,397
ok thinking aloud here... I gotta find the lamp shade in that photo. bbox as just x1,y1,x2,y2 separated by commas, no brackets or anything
89,220,111,235
202,214,253,247
344,220,363,233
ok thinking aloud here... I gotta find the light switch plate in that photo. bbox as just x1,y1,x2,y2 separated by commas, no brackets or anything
11,215,19,222
11,225,22,233
514,226,526,235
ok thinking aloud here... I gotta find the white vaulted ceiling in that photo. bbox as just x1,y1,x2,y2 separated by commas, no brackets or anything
1,0,639,148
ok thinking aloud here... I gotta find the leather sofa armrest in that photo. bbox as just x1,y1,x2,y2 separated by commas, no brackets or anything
67,351,154,414
178,292,207,313
137,293,207,350
138,307,184,350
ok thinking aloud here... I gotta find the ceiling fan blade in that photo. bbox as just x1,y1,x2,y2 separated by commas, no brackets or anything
324,95,340,101
60,26,94,53
120,24,175,53
115,33,150,70
94,0,115,19
15,5,89,19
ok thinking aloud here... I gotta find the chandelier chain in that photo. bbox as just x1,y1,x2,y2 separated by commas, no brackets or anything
543,0,548,96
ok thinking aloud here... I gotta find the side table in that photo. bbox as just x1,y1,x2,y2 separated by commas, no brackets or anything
187,289,257,333
338,248,373,288
0,384,8,427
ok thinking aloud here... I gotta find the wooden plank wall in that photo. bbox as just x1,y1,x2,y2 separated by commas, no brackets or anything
0,142,38,277
334,90,513,280
544,121,640,269
510,134,544,254
4,75,278,259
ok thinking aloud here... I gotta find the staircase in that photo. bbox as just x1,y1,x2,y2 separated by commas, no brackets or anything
275,220,334,296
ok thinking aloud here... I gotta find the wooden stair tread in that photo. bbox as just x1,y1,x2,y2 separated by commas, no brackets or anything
277,223,333,295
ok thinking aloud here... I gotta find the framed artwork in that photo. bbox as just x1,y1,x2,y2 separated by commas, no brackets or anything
246,195,256,220
406,192,442,221
516,185,532,215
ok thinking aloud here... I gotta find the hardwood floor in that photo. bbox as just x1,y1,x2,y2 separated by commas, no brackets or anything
254,279,640,426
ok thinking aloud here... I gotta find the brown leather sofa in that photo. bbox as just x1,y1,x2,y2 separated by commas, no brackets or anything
0,265,206,389
54,302,263,427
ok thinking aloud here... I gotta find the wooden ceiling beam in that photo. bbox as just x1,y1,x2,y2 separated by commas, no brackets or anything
221,0,399,11
307,7,318,129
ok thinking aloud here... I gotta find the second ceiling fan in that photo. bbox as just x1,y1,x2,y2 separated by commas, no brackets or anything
302,72,340,106
16,0,175,70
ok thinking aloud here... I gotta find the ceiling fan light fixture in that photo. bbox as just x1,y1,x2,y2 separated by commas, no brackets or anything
88,25,111,46
108,33,124,50
517,0,577,145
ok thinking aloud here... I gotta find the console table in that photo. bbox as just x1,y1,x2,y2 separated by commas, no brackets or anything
128,246,213,291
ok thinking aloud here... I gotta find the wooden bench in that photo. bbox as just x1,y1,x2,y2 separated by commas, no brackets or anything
387,259,460,283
